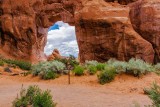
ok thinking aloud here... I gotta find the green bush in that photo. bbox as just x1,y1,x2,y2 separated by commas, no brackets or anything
88,65,97,75
0,60,4,66
33,90,55,107
39,70,58,80
73,65,85,76
97,65,116,85
107,59,128,73
50,61,66,73
12,85,56,107
55,56,79,70
154,63,160,75
3,59,31,70
96,63,106,71
107,58,154,77
85,60,98,67
144,82,160,107
32,60,65,79
32,62,47,76
127,58,154,77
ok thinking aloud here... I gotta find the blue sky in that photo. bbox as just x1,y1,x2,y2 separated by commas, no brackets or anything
44,21,79,57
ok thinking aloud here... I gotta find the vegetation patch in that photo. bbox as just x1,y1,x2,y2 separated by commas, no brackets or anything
32,60,65,80
0,60,4,66
55,55,79,70
97,65,116,85
87,65,97,75
154,63,160,75
96,63,106,71
12,85,56,107
144,82,160,107
73,65,85,76
2,59,31,70
107,58,154,77
85,60,98,67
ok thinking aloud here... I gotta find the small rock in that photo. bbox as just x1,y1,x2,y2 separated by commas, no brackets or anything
4,67,12,73
11,73,19,76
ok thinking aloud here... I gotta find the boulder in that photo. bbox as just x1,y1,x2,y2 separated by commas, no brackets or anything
47,49,62,61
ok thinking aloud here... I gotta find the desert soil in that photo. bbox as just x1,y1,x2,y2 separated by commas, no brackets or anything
0,73,160,107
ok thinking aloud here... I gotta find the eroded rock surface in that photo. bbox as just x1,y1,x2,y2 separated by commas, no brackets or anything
0,0,77,62
76,0,154,63
130,0,160,63
47,49,62,61
0,0,159,63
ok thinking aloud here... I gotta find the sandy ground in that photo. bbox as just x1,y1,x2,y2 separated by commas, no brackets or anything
0,73,160,107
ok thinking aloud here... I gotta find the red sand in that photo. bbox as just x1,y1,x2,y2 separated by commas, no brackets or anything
0,73,159,107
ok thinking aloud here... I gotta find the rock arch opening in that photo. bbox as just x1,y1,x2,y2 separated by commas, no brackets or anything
44,21,79,60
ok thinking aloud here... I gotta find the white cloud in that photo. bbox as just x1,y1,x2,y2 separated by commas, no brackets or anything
44,21,79,57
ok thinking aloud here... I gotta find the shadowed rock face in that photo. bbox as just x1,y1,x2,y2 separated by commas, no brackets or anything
104,0,137,5
0,0,159,63
130,0,160,63
75,0,154,63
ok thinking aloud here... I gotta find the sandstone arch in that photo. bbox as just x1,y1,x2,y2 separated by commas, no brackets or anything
0,0,79,62
1,0,159,63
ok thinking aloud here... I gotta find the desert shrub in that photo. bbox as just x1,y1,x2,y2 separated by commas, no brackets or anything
32,61,50,76
33,90,55,107
73,65,85,76
49,61,66,73
85,60,98,67
32,60,65,79
154,63,160,75
154,63,160,70
127,58,154,77
39,70,58,80
55,55,79,70
144,82,160,107
3,59,31,70
88,65,97,75
107,59,128,73
12,85,56,107
0,60,4,66
96,63,106,71
97,65,116,85
107,58,154,77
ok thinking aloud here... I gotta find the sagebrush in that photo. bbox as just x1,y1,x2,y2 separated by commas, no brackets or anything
98,65,116,85
87,65,97,75
73,65,85,76
12,85,56,107
144,82,160,107
107,58,154,77
32,60,65,79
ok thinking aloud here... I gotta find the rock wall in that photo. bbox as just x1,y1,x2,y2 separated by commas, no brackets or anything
75,0,154,63
130,0,160,63
0,0,159,63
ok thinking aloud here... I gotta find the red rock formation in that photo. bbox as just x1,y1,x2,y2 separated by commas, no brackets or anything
0,0,159,63
130,0,160,63
0,0,77,62
75,0,154,63
104,0,138,5
47,49,62,61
